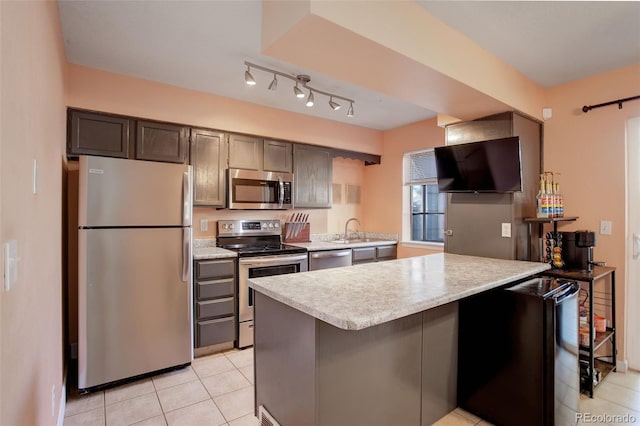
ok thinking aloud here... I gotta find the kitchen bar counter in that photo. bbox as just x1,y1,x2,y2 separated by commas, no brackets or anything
251,253,551,425
249,253,550,330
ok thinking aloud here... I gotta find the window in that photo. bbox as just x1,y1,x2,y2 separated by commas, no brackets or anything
405,150,446,243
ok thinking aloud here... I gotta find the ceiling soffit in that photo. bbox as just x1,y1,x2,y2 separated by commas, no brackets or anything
261,0,545,121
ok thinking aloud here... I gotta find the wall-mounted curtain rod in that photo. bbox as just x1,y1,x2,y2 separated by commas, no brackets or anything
582,95,640,113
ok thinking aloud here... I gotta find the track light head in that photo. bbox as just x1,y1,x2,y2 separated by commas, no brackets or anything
245,65,256,86
294,83,305,98
329,97,341,111
347,102,354,117
306,91,315,107
268,74,278,91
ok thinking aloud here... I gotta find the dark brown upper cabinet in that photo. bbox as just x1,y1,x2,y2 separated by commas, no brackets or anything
68,110,133,158
191,129,228,208
293,144,333,208
264,140,293,173
228,134,263,171
136,120,190,164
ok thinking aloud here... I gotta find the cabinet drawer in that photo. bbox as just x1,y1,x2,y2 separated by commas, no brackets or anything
196,297,234,320
196,278,234,300
352,247,376,263
195,259,235,280
376,245,397,260
196,317,235,347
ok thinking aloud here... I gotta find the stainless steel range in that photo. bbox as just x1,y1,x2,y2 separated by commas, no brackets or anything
217,219,308,348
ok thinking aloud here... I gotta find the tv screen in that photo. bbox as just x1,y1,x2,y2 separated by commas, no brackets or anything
434,136,522,193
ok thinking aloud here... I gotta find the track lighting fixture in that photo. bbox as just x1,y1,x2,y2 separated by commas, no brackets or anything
268,74,278,91
243,61,355,117
244,65,256,86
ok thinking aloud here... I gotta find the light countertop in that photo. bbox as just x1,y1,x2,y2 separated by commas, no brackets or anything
193,239,237,260
249,253,550,330
291,239,397,251
193,247,237,259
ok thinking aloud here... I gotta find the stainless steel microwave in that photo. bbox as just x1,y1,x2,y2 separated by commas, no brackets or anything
227,168,293,210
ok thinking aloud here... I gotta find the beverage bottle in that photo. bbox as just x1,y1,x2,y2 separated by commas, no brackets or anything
536,174,547,218
556,182,564,217
546,173,555,218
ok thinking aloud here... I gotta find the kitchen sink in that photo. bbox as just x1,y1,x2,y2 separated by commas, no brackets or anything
331,238,385,244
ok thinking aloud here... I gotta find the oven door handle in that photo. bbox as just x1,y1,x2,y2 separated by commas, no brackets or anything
239,253,308,267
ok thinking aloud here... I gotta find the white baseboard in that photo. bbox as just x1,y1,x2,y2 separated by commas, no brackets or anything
616,358,629,372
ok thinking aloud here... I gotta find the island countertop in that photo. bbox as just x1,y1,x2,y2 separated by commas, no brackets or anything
249,253,550,330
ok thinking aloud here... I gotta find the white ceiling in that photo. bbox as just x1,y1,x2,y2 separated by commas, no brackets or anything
57,1,640,131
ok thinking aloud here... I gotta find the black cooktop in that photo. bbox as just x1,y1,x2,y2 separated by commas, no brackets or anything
217,235,307,257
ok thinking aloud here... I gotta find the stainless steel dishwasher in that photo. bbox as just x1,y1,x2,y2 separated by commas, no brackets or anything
309,249,352,270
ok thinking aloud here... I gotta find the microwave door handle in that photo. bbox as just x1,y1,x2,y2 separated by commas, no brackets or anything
278,177,284,208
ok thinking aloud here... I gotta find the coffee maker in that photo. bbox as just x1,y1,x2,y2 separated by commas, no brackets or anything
561,230,597,272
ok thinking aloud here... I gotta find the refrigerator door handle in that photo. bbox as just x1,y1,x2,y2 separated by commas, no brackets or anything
182,171,191,227
633,233,640,259
182,228,190,282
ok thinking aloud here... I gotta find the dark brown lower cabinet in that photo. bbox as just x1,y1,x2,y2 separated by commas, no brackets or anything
194,258,237,347
352,244,397,265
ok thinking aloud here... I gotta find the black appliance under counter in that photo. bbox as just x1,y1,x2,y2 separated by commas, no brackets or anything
458,277,580,426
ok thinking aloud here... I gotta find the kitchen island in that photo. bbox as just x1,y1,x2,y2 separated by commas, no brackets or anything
249,253,550,426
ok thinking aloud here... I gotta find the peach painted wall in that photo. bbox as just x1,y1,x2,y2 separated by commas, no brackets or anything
0,1,67,425
67,64,382,155
363,118,446,259
544,64,640,361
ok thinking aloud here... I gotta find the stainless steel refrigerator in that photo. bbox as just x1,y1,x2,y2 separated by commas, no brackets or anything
77,155,192,391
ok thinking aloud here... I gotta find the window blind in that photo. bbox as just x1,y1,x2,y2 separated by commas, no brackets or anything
405,150,437,185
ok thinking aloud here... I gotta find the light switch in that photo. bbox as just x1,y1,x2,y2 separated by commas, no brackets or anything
200,219,208,232
4,240,19,291
600,220,612,235
33,159,38,195
501,223,512,238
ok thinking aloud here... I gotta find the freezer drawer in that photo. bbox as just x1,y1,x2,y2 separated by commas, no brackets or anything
197,317,236,347
78,227,192,390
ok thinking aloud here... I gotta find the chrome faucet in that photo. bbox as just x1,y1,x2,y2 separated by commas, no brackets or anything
344,217,361,240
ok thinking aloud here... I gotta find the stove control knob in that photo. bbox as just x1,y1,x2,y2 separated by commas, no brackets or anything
229,224,234,230
222,224,228,230
262,223,267,229
268,223,274,228
274,222,280,228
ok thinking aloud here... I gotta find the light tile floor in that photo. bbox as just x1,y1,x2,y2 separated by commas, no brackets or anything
64,350,640,426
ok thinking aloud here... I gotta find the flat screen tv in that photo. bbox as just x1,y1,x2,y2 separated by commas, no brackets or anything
434,136,522,193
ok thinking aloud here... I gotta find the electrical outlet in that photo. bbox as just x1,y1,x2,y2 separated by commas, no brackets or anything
501,223,512,238
600,220,612,235
200,219,208,232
